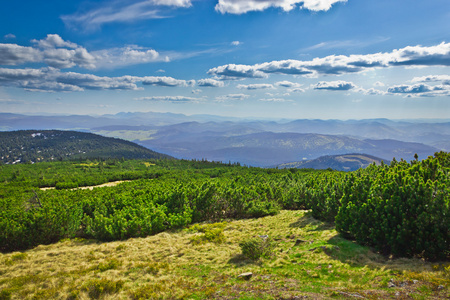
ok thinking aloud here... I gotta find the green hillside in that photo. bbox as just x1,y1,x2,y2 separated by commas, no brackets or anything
0,156,449,299
0,130,171,164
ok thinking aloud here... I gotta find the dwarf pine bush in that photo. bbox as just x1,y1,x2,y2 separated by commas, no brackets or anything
336,155,450,260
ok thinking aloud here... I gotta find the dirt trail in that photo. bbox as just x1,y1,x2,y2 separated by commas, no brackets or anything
40,180,130,191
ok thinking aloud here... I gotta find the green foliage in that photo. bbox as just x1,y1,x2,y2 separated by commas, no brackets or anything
82,278,124,299
189,222,227,245
336,155,450,260
306,172,346,222
97,258,122,272
0,289,12,300
239,236,276,260
1,153,449,261
0,159,291,251
11,252,27,261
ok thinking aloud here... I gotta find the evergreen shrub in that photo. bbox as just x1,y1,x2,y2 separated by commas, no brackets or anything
336,155,450,260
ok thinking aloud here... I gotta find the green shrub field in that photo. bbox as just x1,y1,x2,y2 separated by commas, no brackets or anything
0,153,449,260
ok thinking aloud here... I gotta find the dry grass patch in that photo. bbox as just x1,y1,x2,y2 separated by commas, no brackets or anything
0,210,448,299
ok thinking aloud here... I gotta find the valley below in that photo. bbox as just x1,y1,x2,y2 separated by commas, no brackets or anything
1,112,448,168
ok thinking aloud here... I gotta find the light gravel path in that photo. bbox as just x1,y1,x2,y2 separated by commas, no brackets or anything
40,180,130,191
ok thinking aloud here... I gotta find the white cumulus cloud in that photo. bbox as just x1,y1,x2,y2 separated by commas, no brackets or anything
215,0,346,14
197,78,225,87
215,93,250,101
1,34,168,70
275,80,302,88
0,44,43,65
207,64,267,80
411,75,450,85
388,83,444,94
259,98,290,102
92,46,169,69
141,76,195,87
135,95,203,103
209,42,450,79
354,87,387,96
313,80,355,91
32,34,78,49
0,67,193,92
237,83,274,90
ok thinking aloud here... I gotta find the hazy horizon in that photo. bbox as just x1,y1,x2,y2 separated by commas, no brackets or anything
3,110,450,124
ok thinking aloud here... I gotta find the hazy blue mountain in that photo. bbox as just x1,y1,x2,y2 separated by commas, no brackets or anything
139,131,438,167
0,112,446,167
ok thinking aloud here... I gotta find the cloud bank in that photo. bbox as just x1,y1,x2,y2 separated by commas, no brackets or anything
136,95,203,103
215,0,346,14
237,83,274,90
387,83,449,97
208,42,450,79
0,67,192,92
412,75,450,85
0,34,168,70
215,93,250,101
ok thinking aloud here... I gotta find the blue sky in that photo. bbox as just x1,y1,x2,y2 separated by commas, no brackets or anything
1,0,449,119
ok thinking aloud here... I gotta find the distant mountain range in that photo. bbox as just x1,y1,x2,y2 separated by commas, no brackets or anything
277,154,388,171
0,130,171,164
0,112,447,167
138,129,437,167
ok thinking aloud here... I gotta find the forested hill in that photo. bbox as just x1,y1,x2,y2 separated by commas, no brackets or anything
0,130,172,164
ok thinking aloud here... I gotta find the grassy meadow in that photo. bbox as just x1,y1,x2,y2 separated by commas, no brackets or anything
1,210,448,299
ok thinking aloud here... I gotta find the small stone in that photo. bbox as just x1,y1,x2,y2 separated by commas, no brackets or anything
237,272,253,280
388,279,396,288
294,239,306,246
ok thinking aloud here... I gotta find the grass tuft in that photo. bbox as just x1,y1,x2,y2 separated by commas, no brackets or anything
188,222,227,245
82,278,124,299
97,258,122,272
239,236,276,260
0,289,12,300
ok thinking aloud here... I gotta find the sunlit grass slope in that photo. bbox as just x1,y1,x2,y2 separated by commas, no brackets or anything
0,210,448,299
